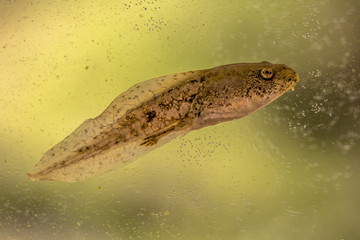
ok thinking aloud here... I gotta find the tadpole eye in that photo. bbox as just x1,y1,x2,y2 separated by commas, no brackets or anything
260,68,273,80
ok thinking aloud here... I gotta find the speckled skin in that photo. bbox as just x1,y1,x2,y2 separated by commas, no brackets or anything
27,61,299,182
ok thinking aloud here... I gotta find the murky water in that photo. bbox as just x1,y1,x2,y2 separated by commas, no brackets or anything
1,0,359,239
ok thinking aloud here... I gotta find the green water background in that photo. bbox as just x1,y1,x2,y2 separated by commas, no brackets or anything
0,0,359,239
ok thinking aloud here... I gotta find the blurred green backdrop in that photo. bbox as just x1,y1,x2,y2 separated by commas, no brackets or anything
0,0,359,239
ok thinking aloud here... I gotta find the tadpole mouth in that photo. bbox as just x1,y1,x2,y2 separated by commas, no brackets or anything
285,70,299,92
294,72,300,83
290,72,299,91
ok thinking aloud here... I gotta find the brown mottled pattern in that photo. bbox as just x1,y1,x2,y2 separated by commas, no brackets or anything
27,61,299,182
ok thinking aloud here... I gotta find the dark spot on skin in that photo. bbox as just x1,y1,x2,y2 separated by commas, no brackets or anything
187,94,197,102
193,105,202,117
159,102,171,110
145,110,156,122
245,88,251,97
